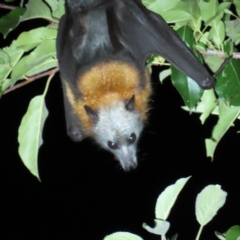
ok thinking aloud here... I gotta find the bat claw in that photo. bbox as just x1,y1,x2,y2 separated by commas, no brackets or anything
67,127,84,141
200,77,216,89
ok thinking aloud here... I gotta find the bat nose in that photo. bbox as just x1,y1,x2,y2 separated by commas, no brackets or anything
118,146,138,171
122,161,137,171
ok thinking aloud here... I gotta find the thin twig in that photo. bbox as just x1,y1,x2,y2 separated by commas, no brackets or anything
3,67,59,95
198,49,240,59
0,3,59,23
150,49,240,67
0,3,17,10
2,49,240,95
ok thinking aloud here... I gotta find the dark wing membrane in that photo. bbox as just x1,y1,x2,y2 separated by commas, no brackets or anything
56,9,86,89
57,14,77,88
114,0,215,89
57,12,86,141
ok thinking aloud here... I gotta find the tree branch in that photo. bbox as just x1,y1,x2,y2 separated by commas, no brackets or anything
3,67,59,95
198,49,240,59
0,3,17,10
2,49,240,95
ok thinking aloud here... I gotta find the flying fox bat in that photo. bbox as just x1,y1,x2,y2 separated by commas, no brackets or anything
56,0,215,171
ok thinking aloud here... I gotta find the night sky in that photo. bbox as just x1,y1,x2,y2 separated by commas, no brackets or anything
1,5,240,240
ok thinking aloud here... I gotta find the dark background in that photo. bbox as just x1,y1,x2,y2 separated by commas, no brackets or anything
1,4,240,240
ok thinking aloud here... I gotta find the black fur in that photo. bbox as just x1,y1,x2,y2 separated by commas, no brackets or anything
57,0,216,141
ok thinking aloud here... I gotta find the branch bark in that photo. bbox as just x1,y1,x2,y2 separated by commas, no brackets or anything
198,49,240,59
2,49,240,95
3,67,59,95
0,3,17,10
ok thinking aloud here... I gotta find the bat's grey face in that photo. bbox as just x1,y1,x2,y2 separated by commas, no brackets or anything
106,132,139,171
85,96,144,171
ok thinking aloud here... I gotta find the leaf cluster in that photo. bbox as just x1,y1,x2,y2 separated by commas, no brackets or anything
145,0,240,160
103,177,234,240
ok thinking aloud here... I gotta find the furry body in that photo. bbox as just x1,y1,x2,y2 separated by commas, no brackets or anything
64,61,151,136
57,0,215,170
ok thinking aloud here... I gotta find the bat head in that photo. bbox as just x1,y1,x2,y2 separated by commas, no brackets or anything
84,95,144,171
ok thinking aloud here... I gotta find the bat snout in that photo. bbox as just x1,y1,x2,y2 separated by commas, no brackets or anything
115,146,138,171
121,160,137,171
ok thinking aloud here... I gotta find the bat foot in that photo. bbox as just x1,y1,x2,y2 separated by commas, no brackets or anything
67,127,84,142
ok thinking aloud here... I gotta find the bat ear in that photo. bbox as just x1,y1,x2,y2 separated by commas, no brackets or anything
84,105,99,123
125,95,135,112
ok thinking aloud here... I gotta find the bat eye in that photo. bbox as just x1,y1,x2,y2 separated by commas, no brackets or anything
128,133,136,144
108,141,118,150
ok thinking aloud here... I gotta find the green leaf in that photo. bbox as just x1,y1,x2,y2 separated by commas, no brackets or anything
0,8,25,38
200,0,218,24
225,20,240,45
226,225,240,240
142,0,155,8
0,47,24,90
199,31,210,46
203,2,231,27
155,176,191,220
213,2,232,25
181,90,218,124
182,89,217,124
159,69,171,83
209,20,225,48
223,39,234,57
171,26,203,109
26,57,57,77
103,232,143,240
171,67,203,109
171,234,178,240
162,10,193,23
20,0,53,22
215,231,226,240
178,0,201,19
216,60,240,106
224,8,234,18
0,50,11,84
146,54,165,65
205,102,240,158
146,0,180,16
0,49,11,65
233,32,240,45
0,83,2,96
196,185,227,226
12,27,57,52
233,0,240,17
182,104,220,117
143,219,170,236
195,42,207,51
18,95,49,180
11,39,56,81
201,2,230,49
172,0,201,29
197,90,218,124
205,55,223,73
45,0,65,18
205,138,217,158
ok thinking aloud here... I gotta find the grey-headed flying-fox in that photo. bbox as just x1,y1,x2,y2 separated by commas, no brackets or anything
56,0,215,171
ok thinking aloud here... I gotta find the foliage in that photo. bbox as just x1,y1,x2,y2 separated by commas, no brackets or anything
0,0,240,179
104,177,229,240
